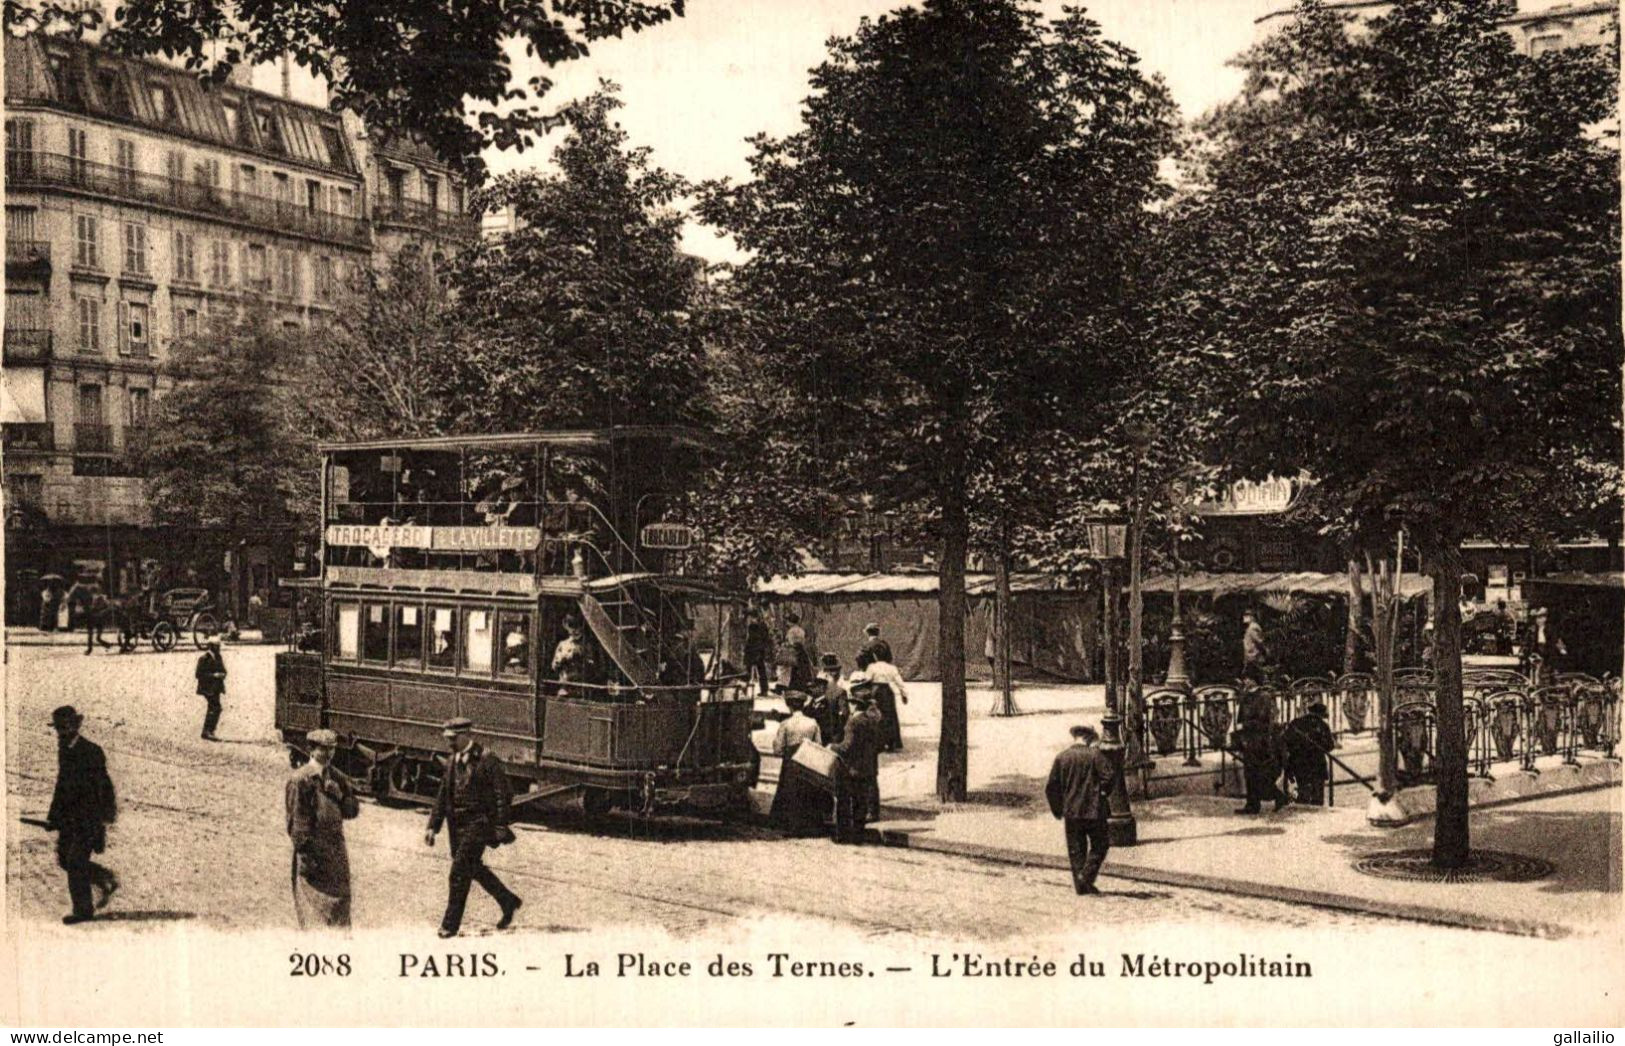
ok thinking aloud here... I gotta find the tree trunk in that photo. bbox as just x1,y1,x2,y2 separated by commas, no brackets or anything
1344,556,1363,677
994,537,1010,694
1366,550,1397,797
1428,542,1469,869
936,481,970,802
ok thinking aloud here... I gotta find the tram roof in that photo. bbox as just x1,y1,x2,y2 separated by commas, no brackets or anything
318,426,726,455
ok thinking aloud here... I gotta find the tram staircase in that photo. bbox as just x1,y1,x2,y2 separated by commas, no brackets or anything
569,520,687,691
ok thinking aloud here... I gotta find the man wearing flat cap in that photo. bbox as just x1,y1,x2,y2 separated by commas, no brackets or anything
195,636,227,741
286,729,359,928
425,718,522,937
829,676,883,844
46,706,119,923
1045,724,1111,895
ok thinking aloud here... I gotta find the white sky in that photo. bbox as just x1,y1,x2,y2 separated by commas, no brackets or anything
479,0,1580,260
482,0,1292,260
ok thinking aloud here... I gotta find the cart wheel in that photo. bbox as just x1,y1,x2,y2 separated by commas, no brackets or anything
151,621,177,652
581,787,614,819
192,611,219,649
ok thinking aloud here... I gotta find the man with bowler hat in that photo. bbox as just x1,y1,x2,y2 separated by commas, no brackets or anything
195,636,227,740
1045,724,1111,895
286,729,359,928
425,717,522,937
47,706,119,923
830,675,883,843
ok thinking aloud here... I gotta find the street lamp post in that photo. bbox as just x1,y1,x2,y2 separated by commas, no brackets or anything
1089,520,1136,846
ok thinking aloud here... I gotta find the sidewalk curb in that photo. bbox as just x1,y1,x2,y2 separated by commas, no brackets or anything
871,825,1574,939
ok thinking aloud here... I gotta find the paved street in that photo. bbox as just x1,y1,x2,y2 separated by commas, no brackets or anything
5,638,1465,937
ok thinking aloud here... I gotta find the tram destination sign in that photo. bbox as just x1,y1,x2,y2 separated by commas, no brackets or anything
641,522,697,550
325,524,540,551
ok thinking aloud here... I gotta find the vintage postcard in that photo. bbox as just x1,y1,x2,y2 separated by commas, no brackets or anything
3,0,1622,1028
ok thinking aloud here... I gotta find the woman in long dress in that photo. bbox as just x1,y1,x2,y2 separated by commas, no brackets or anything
286,730,359,928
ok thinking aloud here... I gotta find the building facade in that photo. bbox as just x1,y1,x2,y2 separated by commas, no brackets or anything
1254,0,1618,50
2,33,480,624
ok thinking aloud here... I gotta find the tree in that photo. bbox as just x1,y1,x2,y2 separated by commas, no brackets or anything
435,86,709,432
2,0,684,177
700,0,1176,800
296,250,458,443
1157,0,1620,866
138,310,316,534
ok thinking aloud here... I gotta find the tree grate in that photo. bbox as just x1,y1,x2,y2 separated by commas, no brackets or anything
1352,849,1555,884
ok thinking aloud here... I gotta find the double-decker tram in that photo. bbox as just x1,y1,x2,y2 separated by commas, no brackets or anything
274,428,759,818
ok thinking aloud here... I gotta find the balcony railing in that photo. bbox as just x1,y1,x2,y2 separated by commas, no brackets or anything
74,422,114,454
6,239,51,266
3,423,55,452
374,195,481,240
6,151,370,248
3,328,53,362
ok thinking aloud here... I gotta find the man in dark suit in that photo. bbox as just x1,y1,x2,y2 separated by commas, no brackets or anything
829,679,883,844
1282,701,1336,805
1045,724,1111,895
195,637,227,740
425,717,522,937
46,706,119,923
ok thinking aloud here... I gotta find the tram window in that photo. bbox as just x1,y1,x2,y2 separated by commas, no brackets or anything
394,603,424,669
362,603,390,663
426,606,456,671
499,611,532,677
333,602,359,660
463,609,494,674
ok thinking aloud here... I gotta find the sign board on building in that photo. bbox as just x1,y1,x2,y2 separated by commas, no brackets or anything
1191,475,1308,517
641,523,696,550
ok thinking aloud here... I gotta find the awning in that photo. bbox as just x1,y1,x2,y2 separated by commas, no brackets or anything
755,572,1081,598
1,367,47,423
1140,570,1431,600
1522,572,1625,593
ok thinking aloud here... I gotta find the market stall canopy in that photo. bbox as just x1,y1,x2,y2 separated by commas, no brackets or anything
1140,570,1431,600
754,572,1080,598
1521,572,1625,593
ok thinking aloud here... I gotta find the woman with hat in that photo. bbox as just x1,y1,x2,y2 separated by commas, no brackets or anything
806,652,849,743
285,730,359,928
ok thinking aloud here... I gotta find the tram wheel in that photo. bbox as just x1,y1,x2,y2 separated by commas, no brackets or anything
151,621,177,652
581,787,615,820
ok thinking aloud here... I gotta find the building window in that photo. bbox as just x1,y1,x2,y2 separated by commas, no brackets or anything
78,383,104,423
7,475,43,510
394,604,424,669
94,65,130,116
115,138,137,188
451,184,465,215
314,255,335,302
362,602,389,662
462,609,494,674
386,167,405,204
335,187,355,216
273,172,292,205
6,206,37,244
305,179,324,214
173,230,197,282
74,215,99,269
320,125,347,167
118,301,150,356
172,306,199,340
76,296,101,353
333,602,359,660
67,127,88,181
424,174,440,212
149,82,179,124
245,243,268,289
209,240,232,287
275,248,296,297
165,149,183,184
122,223,148,274
426,607,456,671
129,387,150,426
193,158,220,196
1530,33,1564,56
237,163,257,197
5,118,35,158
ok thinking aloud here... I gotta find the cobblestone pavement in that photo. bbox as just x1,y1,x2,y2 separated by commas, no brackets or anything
6,640,1469,937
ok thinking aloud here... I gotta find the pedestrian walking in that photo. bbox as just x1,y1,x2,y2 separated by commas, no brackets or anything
861,623,894,666
46,706,119,924
39,582,58,632
777,612,814,690
1282,702,1335,805
84,587,113,654
1044,724,1111,896
830,676,883,843
1241,609,1268,684
286,729,359,929
195,637,227,741
424,718,522,938
1232,707,1287,815
744,607,772,697
806,652,849,743
855,649,908,752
